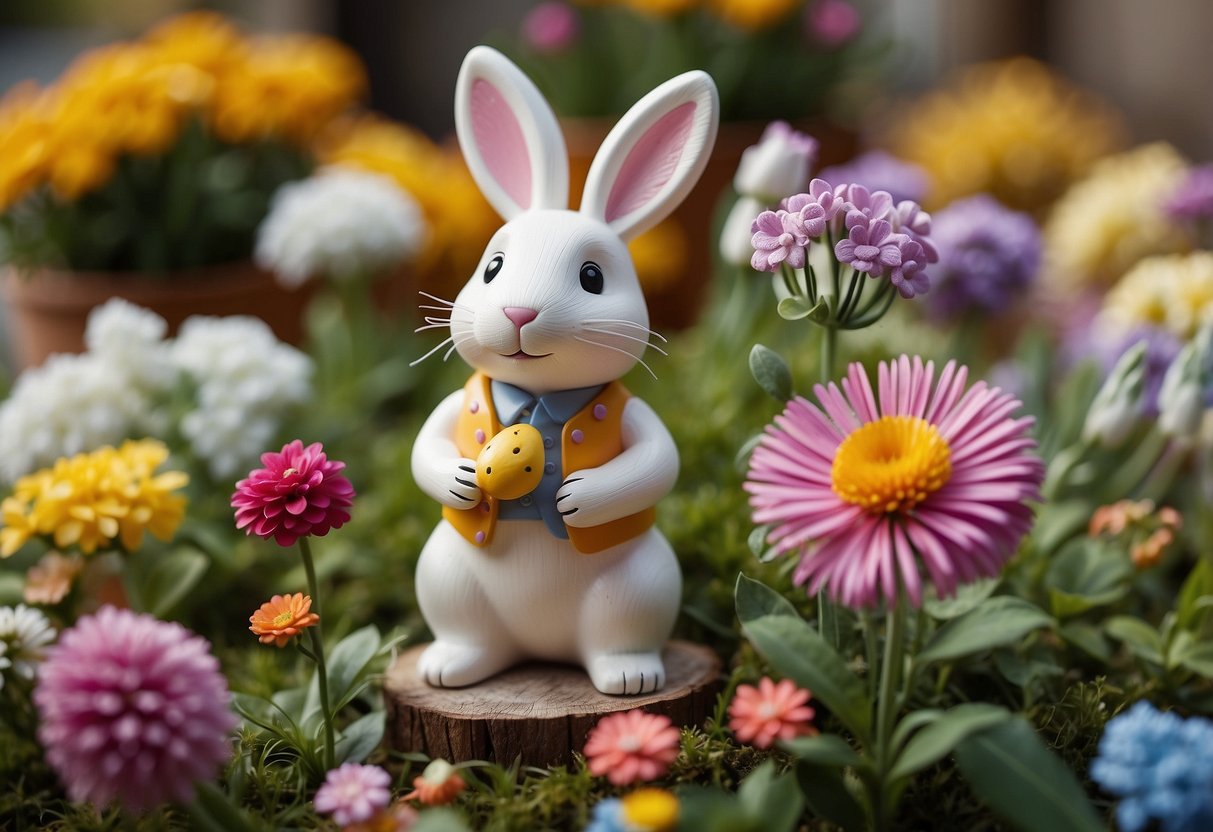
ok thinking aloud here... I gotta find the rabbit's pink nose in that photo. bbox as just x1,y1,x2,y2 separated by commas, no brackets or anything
503,306,538,330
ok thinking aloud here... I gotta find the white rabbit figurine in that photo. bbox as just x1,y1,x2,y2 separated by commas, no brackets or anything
411,46,719,695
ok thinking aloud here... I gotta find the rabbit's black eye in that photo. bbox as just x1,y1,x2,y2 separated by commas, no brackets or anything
484,254,504,284
579,261,604,294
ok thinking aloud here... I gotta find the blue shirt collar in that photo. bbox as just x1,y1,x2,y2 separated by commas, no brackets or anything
490,379,604,424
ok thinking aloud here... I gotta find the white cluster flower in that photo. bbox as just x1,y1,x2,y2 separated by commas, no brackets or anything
0,604,56,687
172,315,313,480
0,299,175,483
255,166,428,288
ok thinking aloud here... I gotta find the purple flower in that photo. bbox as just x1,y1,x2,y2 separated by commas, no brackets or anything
751,210,807,272
835,218,901,274
889,238,930,298
806,0,862,47
925,194,1040,320
818,151,929,204
314,763,393,826
34,607,236,811
232,440,356,548
889,200,939,263
783,194,828,239
521,2,580,54
837,184,894,225
1165,164,1213,222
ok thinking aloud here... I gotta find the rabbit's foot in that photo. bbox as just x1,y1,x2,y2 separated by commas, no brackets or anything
418,640,516,688
586,651,666,695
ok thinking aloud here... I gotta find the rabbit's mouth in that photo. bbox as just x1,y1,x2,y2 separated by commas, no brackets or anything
503,350,551,360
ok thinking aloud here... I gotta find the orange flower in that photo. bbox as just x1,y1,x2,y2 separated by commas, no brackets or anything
249,593,319,647
403,760,465,806
24,551,84,605
728,677,817,748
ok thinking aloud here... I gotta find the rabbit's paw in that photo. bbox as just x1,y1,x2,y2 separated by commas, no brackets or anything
555,470,626,528
434,458,483,510
418,640,514,688
586,651,666,695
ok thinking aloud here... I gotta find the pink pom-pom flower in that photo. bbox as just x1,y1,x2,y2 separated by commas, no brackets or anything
314,763,393,826
34,606,236,811
232,440,356,547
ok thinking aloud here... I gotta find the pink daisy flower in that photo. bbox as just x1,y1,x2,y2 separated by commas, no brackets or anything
232,440,356,547
583,710,681,786
745,355,1044,608
33,606,236,812
314,763,393,826
728,677,817,748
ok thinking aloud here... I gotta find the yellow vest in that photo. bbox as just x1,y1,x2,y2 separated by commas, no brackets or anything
443,372,656,554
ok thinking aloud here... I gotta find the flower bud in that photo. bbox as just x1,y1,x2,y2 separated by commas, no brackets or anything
733,121,817,202
1157,326,1212,444
1083,341,1148,448
720,195,765,266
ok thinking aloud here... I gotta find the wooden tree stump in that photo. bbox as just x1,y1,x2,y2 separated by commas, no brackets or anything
384,641,722,767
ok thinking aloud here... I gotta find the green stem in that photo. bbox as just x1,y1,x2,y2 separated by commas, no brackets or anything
873,588,908,831
299,537,336,769
817,322,841,648
820,323,837,383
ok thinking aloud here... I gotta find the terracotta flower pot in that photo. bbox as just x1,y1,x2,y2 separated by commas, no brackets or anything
2,261,315,369
563,118,856,331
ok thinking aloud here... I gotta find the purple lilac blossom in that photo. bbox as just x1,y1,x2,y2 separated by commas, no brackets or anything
1090,701,1213,832
1164,164,1213,222
924,194,1040,320
835,217,901,274
888,238,929,298
750,211,807,272
818,151,929,204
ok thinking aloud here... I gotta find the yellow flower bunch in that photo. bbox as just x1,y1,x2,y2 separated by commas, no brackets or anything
0,439,189,558
708,0,802,30
1100,252,1213,340
0,11,365,211
889,58,1124,213
617,0,701,17
319,115,500,296
1044,143,1191,292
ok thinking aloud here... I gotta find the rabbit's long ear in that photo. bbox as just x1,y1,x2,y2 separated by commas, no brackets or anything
579,71,718,241
455,46,569,220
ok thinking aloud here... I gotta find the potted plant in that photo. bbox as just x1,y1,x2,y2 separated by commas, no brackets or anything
0,11,366,368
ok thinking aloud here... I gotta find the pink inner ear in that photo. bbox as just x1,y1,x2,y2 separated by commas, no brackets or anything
604,101,696,224
471,78,532,211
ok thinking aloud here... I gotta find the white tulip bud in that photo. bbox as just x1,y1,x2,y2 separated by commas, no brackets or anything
1158,327,1212,443
719,196,766,266
733,121,818,202
1083,341,1148,448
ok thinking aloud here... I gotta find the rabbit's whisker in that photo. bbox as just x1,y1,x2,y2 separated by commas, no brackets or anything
418,291,473,313
575,335,657,381
582,327,668,357
414,323,451,333
410,336,455,367
582,318,667,343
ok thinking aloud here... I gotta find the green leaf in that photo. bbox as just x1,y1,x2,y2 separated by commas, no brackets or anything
954,719,1103,832
795,761,868,831
923,578,999,620
412,808,473,832
307,625,381,718
918,597,1053,664
1177,557,1213,630
143,548,209,618
781,733,863,768
741,614,871,739
889,704,1012,781
676,787,758,832
737,761,805,832
335,710,385,764
1059,622,1112,663
777,295,828,322
1105,615,1164,665
735,573,798,621
749,344,793,402
1045,539,1130,618
188,782,259,832
1177,641,1213,677
1031,500,1094,556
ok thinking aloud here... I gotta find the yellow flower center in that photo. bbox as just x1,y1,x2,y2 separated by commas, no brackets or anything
621,788,679,832
272,610,295,628
831,416,952,515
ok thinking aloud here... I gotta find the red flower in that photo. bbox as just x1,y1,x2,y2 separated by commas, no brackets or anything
728,677,817,748
583,710,681,786
232,440,355,547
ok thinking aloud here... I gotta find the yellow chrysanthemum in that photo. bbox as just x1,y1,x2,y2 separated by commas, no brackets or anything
0,439,188,558
889,58,1124,214
319,115,499,295
1100,252,1213,340
619,0,700,16
210,34,366,145
708,0,800,30
1044,143,1191,292
144,10,248,88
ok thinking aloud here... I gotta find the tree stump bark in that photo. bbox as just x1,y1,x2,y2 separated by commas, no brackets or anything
384,641,722,768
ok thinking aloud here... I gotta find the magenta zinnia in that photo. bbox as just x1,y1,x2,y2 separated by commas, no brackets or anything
232,440,355,547
745,355,1044,608
33,606,236,811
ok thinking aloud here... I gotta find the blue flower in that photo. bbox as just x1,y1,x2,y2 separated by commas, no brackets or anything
585,798,626,832
1090,701,1213,832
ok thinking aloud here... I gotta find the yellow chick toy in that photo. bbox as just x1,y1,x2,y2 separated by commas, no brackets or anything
476,424,545,500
